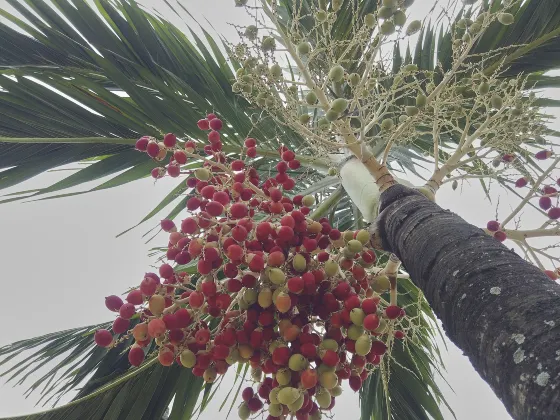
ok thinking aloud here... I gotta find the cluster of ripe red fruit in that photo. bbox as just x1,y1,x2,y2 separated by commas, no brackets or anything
94,113,408,420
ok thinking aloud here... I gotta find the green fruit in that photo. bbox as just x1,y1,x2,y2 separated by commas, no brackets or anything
343,230,354,242
355,230,370,245
326,109,340,122
232,82,242,93
332,0,342,11
302,195,315,206
355,334,372,356
378,6,393,20
491,94,503,109
320,339,339,352
511,108,523,117
236,68,246,79
416,93,427,108
328,65,345,82
243,57,257,68
256,92,267,107
276,368,292,386
316,10,328,23
347,324,364,340
243,288,257,305
374,318,388,334
318,117,330,129
399,115,409,123
402,0,415,7
265,96,274,107
287,85,298,96
268,404,283,417
365,13,376,28
469,23,481,34
406,20,422,35
331,98,348,113
381,118,394,131
270,63,282,80
306,91,318,105
324,260,340,277
328,167,338,176
299,114,311,124
403,63,418,73
347,239,363,253
289,354,307,371
262,36,276,51
244,25,258,40
350,308,365,326
393,10,407,26
269,387,281,404
319,371,338,389
317,363,335,374
241,75,252,83
457,18,467,29
462,32,471,43
288,394,305,412
380,21,395,35
238,402,250,420
349,73,361,86
330,385,343,397
315,388,332,408
268,267,286,285
180,349,196,368
235,0,248,5
478,82,490,95
278,387,300,405
297,42,311,55
203,367,217,383
452,180,458,191
242,84,252,94
498,13,514,26
293,254,307,272
382,0,397,6
310,412,322,420
251,366,263,382
256,63,268,75
372,275,390,292
406,106,419,117
194,168,211,181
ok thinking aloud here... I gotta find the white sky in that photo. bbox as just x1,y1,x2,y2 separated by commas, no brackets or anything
0,0,559,419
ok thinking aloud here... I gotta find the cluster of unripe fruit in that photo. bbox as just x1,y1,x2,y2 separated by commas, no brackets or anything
94,114,408,419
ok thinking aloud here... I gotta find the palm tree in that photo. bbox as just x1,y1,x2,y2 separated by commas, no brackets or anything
0,0,559,419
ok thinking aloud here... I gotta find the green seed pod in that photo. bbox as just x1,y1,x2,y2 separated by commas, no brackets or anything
244,25,258,40
469,23,481,34
242,84,252,94
331,98,349,113
256,92,267,107
365,13,376,28
491,94,503,109
299,114,311,124
498,13,514,26
243,288,257,305
326,109,339,122
236,68,245,79
457,18,467,29
378,6,393,20
406,106,419,117
287,85,298,96
306,91,318,105
329,65,345,83
276,368,292,386
265,96,274,107
406,20,422,35
241,75,252,84
297,42,311,55
416,93,427,108
393,10,407,27
511,108,523,117
316,10,328,23
289,354,307,371
478,81,490,95
381,118,394,131
380,21,395,35
462,32,472,43
349,73,361,86
332,0,343,11
238,402,251,420
355,334,372,356
453,39,463,48
261,36,276,51
270,63,282,80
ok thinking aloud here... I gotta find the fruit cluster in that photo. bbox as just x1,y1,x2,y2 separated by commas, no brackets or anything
95,114,407,420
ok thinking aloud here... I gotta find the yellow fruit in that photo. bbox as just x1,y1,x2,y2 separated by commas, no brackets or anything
328,65,345,83
302,195,315,207
316,10,328,23
293,254,307,272
347,324,364,340
268,267,287,285
258,287,273,308
319,371,338,389
277,387,301,405
374,318,388,334
330,385,343,397
288,354,308,372
203,367,217,383
381,118,394,131
350,308,365,326
373,275,390,292
132,323,148,341
148,295,165,316
268,403,283,416
238,402,251,419
288,394,305,412
347,239,363,253
355,230,370,245
324,259,339,277
180,349,196,368
315,387,332,408
319,339,339,351
308,221,323,234
355,334,372,356
194,168,211,181
276,368,292,385
243,288,258,305
238,344,254,359
269,387,281,404
226,348,240,364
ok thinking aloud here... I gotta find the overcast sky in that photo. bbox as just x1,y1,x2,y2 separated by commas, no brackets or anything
0,0,558,419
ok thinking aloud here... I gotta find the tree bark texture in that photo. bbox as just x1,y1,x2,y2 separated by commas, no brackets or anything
374,184,560,420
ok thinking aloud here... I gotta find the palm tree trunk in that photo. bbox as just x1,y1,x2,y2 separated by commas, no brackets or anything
373,184,560,420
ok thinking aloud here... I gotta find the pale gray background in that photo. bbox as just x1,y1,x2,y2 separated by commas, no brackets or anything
1,0,558,418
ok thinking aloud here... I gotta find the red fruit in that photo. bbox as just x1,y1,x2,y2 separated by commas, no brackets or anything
119,303,136,319
206,201,224,216
209,118,223,130
494,231,507,242
186,197,201,211
105,295,124,312
361,298,377,314
349,375,362,392
548,207,560,219
161,219,176,232
151,167,164,179
163,133,177,147
247,397,263,412
148,318,167,338
162,313,178,330
385,305,401,320
321,349,339,367
227,278,243,292
128,345,145,366
344,295,361,310
277,226,294,241
288,277,304,294
167,164,180,177
231,225,248,242
181,217,198,234
269,188,283,202
189,291,205,308
201,281,217,297
174,150,187,164
230,203,249,219
175,308,192,328
135,136,149,151
288,159,301,170
282,150,295,162
94,329,113,347
159,263,174,279
329,229,341,240
394,330,405,339
112,317,130,334
247,147,257,158
370,341,387,356
301,369,318,389
543,186,557,195
515,177,528,188
248,254,265,271
244,137,257,147
363,314,380,331
158,347,175,366
195,328,211,345
208,130,220,143
140,277,158,296
502,154,515,163
206,113,217,120
197,119,210,130
301,343,317,359
242,387,254,402
539,196,552,210
146,141,160,158
486,220,500,232
283,178,296,190
535,150,552,160
268,251,286,266
272,346,291,365
231,160,245,171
